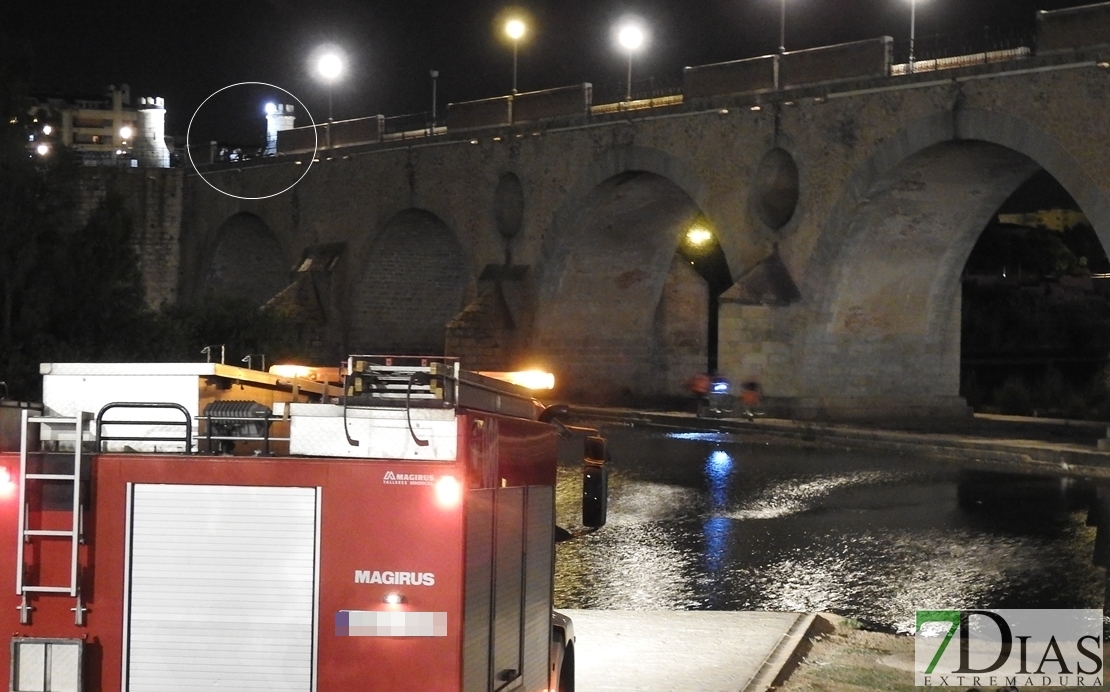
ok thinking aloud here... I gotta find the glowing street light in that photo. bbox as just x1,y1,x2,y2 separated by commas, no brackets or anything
317,53,344,83
686,225,713,247
616,21,646,102
41,124,52,135
315,49,345,122
119,125,132,140
505,18,526,94
35,143,49,156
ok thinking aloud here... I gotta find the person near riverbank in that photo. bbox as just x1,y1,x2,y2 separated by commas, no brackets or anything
689,372,711,416
740,380,762,420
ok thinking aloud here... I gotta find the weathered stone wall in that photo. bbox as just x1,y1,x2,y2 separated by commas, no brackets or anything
75,167,183,308
445,284,517,372
347,209,471,355
173,46,1110,417
203,212,290,307
655,255,709,397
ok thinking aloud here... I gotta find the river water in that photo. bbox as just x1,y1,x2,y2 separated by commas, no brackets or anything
553,425,1108,634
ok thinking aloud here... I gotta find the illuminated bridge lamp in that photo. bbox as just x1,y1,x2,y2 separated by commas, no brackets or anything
315,48,345,124
505,19,526,94
616,22,646,102
686,225,713,247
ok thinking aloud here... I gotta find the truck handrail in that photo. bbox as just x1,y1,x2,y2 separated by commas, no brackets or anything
94,402,193,453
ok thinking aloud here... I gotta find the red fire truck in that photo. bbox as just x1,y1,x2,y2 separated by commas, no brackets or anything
0,355,607,692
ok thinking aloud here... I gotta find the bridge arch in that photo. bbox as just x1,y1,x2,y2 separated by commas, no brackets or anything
790,108,1110,414
347,208,470,355
202,212,289,307
540,145,719,285
535,165,722,404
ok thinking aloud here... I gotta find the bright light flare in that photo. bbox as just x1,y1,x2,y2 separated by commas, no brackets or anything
119,126,132,139
265,102,277,115
382,592,406,605
41,125,52,135
435,475,462,508
505,19,526,41
479,370,555,390
269,364,315,379
268,364,340,383
35,143,49,156
686,226,713,246
617,24,645,51
317,52,344,82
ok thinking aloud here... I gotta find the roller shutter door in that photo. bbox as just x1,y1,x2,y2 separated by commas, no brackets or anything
123,484,320,692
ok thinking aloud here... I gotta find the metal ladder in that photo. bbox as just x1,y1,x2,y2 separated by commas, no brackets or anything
16,408,88,625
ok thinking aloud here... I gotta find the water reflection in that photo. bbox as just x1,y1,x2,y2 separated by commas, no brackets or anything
702,450,733,584
554,427,1108,633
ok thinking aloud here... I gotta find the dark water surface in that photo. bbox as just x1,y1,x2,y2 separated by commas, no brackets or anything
553,426,1107,634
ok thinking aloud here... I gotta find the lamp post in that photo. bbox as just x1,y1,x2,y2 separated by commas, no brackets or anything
909,0,917,73
430,70,439,130
315,49,344,148
505,19,525,94
617,23,645,102
779,0,786,54
316,52,344,121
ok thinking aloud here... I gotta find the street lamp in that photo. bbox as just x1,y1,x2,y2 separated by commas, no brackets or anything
430,70,439,130
505,19,525,94
316,50,344,121
908,0,918,73
616,22,646,102
779,0,787,54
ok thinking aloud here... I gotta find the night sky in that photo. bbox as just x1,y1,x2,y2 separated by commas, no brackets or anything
7,0,1098,146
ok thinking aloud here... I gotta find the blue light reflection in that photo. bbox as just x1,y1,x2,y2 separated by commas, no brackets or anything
664,431,743,443
706,450,733,510
703,449,735,577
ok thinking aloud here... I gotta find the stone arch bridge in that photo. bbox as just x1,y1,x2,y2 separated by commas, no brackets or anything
156,5,1110,418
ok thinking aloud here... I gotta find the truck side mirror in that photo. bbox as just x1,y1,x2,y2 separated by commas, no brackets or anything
582,435,608,528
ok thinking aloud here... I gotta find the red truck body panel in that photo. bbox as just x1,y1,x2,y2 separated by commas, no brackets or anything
0,409,560,692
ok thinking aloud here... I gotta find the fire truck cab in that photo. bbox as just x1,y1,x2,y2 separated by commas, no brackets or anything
0,355,607,692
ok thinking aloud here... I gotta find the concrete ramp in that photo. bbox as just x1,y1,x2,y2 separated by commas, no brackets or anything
560,610,816,692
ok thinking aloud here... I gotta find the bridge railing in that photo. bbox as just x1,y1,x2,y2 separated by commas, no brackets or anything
446,84,594,130
185,5,1109,164
590,76,684,108
182,142,266,168
382,112,439,139
906,24,1035,64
